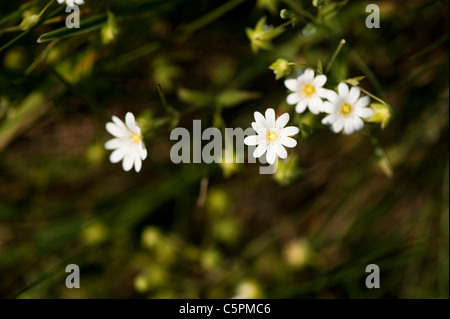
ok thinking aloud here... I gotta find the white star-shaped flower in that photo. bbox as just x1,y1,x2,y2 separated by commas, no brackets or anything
57,0,84,6
321,83,374,135
244,108,299,165
105,112,147,172
284,68,329,114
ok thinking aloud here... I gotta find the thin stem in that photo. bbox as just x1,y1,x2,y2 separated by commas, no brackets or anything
358,86,394,114
325,38,346,73
179,0,246,36
38,0,56,19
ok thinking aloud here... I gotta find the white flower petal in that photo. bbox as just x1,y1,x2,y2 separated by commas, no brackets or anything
287,93,300,105
322,101,335,114
251,121,258,132
331,118,345,133
253,143,267,158
265,108,276,128
355,107,373,118
280,126,299,137
280,136,297,148
318,88,330,98
122,156,134,171
322,114,338,125
284,79,298,91
275,143,287,159
110,148,125,163
313,74,327,87
338,83,349,98
106,122,127,137
326,89,341,104
347,86,360,104
125,112,141,134
112,116,127,130
295,101,307,113
308,96,323,114
140,143,148,160
351,116,364,132
266,146,276,164
244,135,264,146
343,120,354,135
134,156,142,173
304,69,315,82
105,138,122,150
275,113,289,129
254,111,268,129
355,96,370,108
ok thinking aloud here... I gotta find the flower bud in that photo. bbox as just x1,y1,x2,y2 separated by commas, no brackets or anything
366,103,392,129
269,58,291,80
19,12,39,30
101,11,119,44
280,9,294,20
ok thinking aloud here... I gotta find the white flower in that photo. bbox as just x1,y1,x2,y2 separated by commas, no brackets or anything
284,68,329,114
105,112,147,172
244,108,299,165
57,0,84,6
321,83,374,135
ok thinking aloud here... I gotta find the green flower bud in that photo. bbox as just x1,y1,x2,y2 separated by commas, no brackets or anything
257,0,279,15
101,11,119,45
19,13,39,30
366,103,392,129
280,9,294,20
246,17,285,53
269,58,291,80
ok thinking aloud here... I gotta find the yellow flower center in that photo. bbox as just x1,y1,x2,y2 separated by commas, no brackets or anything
302,84,315,98
266,128,278,143
340,103,353,116
131,133,141,144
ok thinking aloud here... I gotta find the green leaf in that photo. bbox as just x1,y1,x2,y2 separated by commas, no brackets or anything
302,23,317,36
37,13,108,43
216,89,261,108
177,87,214,107
345,76,366,86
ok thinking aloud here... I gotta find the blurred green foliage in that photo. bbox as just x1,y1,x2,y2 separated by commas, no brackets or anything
0,0,448,298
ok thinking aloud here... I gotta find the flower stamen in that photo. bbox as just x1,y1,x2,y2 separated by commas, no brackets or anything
302,84,315,98
266,128,279,143
131,133,141,144
339,103,353,117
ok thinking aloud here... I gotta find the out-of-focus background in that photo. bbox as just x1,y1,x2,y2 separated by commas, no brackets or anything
0,0,448,298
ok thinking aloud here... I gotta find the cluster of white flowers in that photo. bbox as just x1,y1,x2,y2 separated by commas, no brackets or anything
57,0,84,5
104,68,374,172
243,68,374,166
284,68,373,135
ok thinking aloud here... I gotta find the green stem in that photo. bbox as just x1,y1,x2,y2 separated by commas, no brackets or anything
325,38,346,73
179,0,246,36
358,86,394,114
281,0,317,22
38,0,56,19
